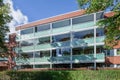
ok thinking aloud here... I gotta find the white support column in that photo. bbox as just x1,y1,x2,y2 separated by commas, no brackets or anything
50,23,53,69
114,49,117,56
94,13,97,70
33,26,35,69
70,18,73,69
19,28,22,69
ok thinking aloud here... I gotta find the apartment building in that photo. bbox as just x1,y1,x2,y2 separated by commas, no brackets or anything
15,10,120,69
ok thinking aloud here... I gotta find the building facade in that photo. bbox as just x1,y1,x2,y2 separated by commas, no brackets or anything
15,10,120,69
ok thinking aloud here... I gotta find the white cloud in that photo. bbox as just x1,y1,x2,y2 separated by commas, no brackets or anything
4,0,28,33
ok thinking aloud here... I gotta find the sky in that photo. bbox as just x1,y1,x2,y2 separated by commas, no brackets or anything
12,0,78,22
5,0,78,33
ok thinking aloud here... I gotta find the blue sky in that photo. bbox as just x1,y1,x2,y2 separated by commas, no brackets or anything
12,0,78,22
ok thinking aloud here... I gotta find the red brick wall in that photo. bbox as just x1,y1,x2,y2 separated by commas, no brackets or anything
105,56,120,64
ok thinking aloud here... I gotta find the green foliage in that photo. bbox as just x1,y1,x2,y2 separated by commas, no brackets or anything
0,0,12,53
6,70,120,80
77,0,120,49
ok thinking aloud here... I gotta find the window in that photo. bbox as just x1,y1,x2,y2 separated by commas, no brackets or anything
73,30,94,39
52,19,70,28
72,14,94,25
36,24,50,32
21,28,33,35
52,33,70,42
21,39,34,47
35,37,50,45
35,50,50,58
117,49,120,55
96,28,104,37
61,48,71,56
96,12,104,20
21,52,33,58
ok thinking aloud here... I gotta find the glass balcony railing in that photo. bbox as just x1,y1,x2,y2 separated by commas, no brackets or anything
34,57,50,62
72,38,94,47
52,26,71,34
16,58,34,64
35,30,51,38
35,43,51,51
21,46,34,52
96,36,105,43
0,58,8,61
72,21,95,30
51,56,70,63
21,33,34,40
51,40,70,47
16,36,21,41
50,53,104,63
72,53,105,63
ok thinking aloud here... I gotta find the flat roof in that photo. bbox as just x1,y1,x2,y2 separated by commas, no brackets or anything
16,10,85,31
16,10,114,31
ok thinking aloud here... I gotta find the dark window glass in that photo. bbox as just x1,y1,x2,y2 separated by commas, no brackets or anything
96,12,104,20
21,39,34,47
35,64,50,68
52,19,70,28
72,14,94,25
52,33,70,42
36,24,50,32
21,28,33,35
73,30,94,39
35,37,50,45
21,52,33,58
96,28,104,37
35,51,50,58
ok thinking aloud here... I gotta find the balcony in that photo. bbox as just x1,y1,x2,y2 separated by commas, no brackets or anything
35,43,52,51
50,53,104,63
72,53,105,63
51,56,70,63
72,38,94,47
96,36,105,43
72,21,95,31
52,26,71,35
51,41,70,48
16,58,34,65
20,46,34,52
21,33,34,40
16,35,21,41
34,30,51,38
34,57,50,63
0,58,8,61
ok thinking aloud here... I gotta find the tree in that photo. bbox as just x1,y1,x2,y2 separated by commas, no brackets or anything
0,0,11,53
77,0,120,49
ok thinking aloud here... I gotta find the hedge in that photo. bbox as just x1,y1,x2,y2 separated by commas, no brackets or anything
6,70,120,80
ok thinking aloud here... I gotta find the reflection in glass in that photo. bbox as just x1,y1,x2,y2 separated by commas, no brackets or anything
52,19,70,28
21,28,33,35
52,33,70,42
21,39,34,47
35,37,50,45
72,14,94,25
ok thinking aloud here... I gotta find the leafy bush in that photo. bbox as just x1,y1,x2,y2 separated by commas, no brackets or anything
6,70,120,80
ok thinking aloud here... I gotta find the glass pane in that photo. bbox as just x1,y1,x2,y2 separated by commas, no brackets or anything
52,33,70,42
52,19,70,28
73,29,94,39
36,24,50,32
35,37,50,45
96,28,104,37
35,50,50,58
21,28,33,35
96,12,104,20
61,48,71,56
72,14,94,25
21,39,34,47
